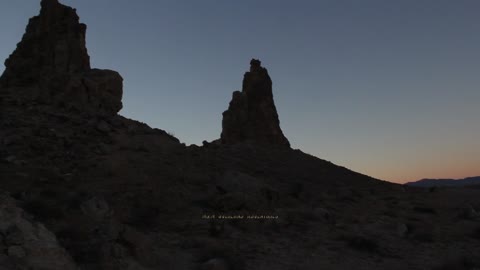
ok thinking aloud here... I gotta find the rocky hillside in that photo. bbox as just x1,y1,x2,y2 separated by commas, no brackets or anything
1,1,480,269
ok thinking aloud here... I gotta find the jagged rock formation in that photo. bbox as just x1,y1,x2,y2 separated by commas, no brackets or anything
221,59,290,147
0,0,122,116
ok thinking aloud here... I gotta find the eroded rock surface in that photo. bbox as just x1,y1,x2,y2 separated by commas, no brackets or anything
221,59,290,147
0,0,122,116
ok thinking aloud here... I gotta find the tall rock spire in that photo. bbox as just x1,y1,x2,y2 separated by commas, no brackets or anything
0,0,122,116
221,59,290,147
1,0,90,86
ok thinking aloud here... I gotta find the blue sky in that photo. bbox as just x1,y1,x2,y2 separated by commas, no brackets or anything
1,0,479,183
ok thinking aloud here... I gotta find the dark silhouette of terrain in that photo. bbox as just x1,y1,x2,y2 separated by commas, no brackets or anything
406,176,480,188
1,1,480,269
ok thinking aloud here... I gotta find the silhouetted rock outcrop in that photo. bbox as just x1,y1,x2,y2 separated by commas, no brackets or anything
221,59,290,147
0,0,122,116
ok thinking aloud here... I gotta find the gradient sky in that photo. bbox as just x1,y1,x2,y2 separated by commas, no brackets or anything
1,0,479,183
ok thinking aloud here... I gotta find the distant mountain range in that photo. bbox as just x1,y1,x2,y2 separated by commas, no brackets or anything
406,176,480,187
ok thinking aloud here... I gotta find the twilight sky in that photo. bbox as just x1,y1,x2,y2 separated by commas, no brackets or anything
0,0,479,183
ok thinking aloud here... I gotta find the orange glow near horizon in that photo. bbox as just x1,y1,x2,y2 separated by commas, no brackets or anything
349,156,480,184
308,137,480,185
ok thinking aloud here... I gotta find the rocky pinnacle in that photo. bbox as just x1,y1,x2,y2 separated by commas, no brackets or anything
221,59,290,147
0,0,122,116
1,0,90,86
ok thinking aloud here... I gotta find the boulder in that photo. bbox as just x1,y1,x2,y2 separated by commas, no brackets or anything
0,192,77,270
